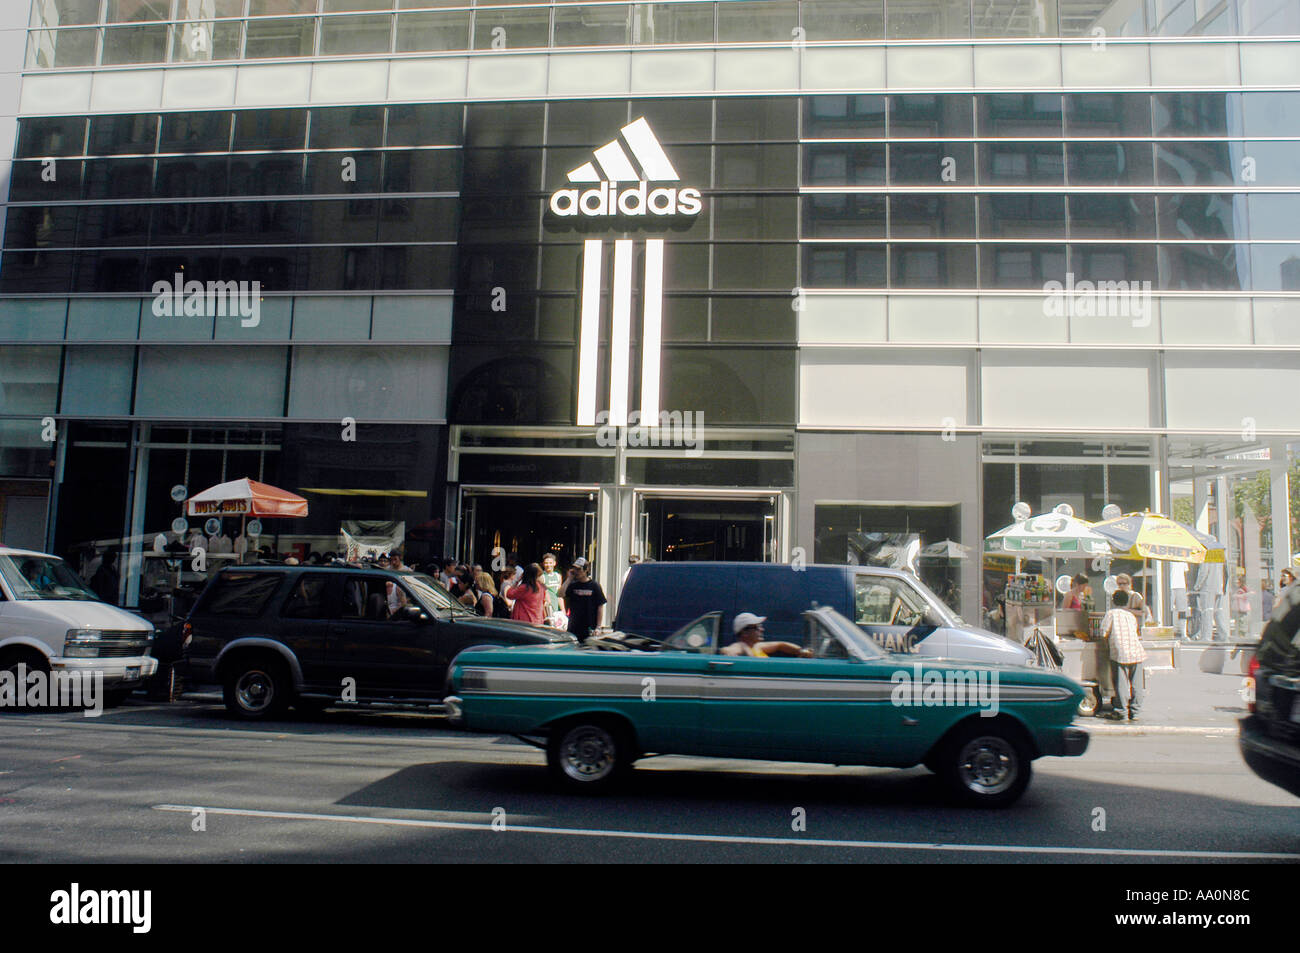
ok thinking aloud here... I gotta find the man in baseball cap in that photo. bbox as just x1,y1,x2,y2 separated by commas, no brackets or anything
721,612,812,658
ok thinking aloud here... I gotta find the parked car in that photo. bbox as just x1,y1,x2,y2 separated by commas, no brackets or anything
0,546,156,708
614,562,1033,667
181,564,573,719
446,606,1089,807
1239,602,1300,797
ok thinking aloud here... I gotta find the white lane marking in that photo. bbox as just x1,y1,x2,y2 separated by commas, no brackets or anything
1088,725,1236,735
152,805,1300,860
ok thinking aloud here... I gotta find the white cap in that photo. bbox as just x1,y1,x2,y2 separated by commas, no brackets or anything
733,612,767,634
573,557,589,568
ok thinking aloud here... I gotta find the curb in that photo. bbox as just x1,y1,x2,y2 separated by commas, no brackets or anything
1086,724,1235,735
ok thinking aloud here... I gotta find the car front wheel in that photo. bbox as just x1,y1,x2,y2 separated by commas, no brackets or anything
223,658,290,720
939,724,1032,808
546,720,633,792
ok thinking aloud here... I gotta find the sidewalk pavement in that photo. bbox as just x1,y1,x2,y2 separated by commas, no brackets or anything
1077,642,1252,735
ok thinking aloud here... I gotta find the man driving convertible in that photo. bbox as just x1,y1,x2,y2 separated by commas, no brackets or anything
721,612,813,658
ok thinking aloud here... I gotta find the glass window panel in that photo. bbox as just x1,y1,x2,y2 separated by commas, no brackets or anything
27,27,99,69
972,0,1053,36
0,249,75,292
472,7,550,50
713,243,796,290
88,114,158,156
291,296,369,339
710,296,795,341
143,250,222,290
888,94,973,138
460,148,543,193
306,151,382,192
464,195,542,243
716,98,796,141
805,95,886,139
980,244,1067,288
1242,92,1300,138
395,10,470,51
804,143,885,186
378,196,458,242
803,245,887,288
297,245,372,290
889,142,973,185
890,195,976,238
713,194,796,239
8,159,83,202
229,154,305,195
1233,140,1300,188
74,249,148,292
458,244,539,293
102,23,169,63
1068,244,1157,285
378,245,455,290
715,144,796,188
234,109,308,151
154,156,229,197
1065,93,1151,137
106,0,170,21
135,346,287,419
245,16,317,57
554,5,629,46
4,205,78,249
223,200,302,243
61,347,135,417
1157,192,1244,240
1152,92,1241,136
631,3,714,44
323,0,392,10
75,202,150,246
321,13,392,53
892,243,976,288
301,198,379,243
151,201,228,245
802,0,884,40
888,0,970,38
160,112,232,153
1247,194,1300,241
662,242,709,290
1157,244,1244,290
659,295,707,341
83,158,155,199
977,93,1063,136
171,18,245,63
630,98,712,143
545,100,629,147
0,346,61,414
1068,194,1156,239
218,246,299,291
310,106,384,149
1250,245,1300,291
16,117,87,158
289,346,446,420
659,348,795,425
717,1,796,42
980,142,1065,185
386,104,462,146
250,0,316,14
34,0,100,25
979,193,1065,238
1066,142,1154,185
1240,0,1300,34
464,102,545,148
1155,141,1235,186
803,193,886,238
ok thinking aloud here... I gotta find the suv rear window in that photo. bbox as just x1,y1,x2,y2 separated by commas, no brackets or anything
198,571,281,617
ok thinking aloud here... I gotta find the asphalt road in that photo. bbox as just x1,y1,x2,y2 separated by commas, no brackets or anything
0,698,1297,864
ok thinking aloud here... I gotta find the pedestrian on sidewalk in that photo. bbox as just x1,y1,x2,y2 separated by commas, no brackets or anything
1103,589,1147,722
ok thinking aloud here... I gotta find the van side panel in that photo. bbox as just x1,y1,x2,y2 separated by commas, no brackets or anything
614,565,736,643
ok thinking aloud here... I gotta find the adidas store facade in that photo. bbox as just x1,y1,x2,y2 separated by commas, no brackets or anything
3,2,1300,624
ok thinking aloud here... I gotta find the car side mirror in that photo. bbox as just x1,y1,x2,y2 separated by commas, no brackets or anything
402,605,431,623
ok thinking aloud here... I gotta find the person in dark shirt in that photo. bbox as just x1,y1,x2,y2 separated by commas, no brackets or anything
559,557,606,641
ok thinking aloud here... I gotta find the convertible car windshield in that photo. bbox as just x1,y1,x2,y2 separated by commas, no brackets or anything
660,607,887,660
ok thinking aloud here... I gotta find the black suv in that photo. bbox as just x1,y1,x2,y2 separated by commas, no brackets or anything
181,564,572,719
1240,591,1300,798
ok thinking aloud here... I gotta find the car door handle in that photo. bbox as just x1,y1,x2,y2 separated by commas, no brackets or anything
707,660,734,669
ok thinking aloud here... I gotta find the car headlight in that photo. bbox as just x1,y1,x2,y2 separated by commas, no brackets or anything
63,628,103,658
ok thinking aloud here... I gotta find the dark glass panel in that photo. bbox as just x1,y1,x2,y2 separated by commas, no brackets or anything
461,194,542,243
75,249,147,292
448,344,575,425
89,114,158,155
464,102,546,148
220,246,299,292
460,148,544,193
659,347,796,426
244,16,317,58
715,144,797,188
229,154,305,195
4,205,78,249
803,193,886,238
804,143,886,186
144,250,222,288
1066,142,1154,185
716,98,797,141
544,100,627,148
379,197,459,242
382,150,462,193
713,243,796,290
1242,92,1300,138
301,198,380,244
0,251,75,293
1068,244,1158,285
386,104,463,147
629,98,713,143
74,202,150,247
16,117,87,158
710,296,796,342
154,156,228,198
979,193,1065,238
891,243,976,288
1068,195,1156,239
151,202,228,245
890,195,976,238
1157,193,1243,241
713,194,796,240
1158,244,1243,291
83,157,155,199
978,93,1063,137
1152,92,1241,137
890,142,973,185
223,201,303,245
320,13,393,54
980,244,1067,289
233,109,309,151
9,159,84,201
376,245,456,291
1065,93,1151,137
160,111,232,153
310,106,384,149
980,142,1065,185
804,95,886,139
306,151,382,193
803,245,887,288
1155,141,1235,186
888,94,974,138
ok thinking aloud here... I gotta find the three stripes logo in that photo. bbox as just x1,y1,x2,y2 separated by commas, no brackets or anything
554,119,704,428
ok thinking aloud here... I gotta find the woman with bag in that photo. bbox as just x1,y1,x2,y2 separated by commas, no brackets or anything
506,563,547,625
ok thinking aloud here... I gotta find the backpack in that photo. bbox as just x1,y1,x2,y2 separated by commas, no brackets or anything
493,594,512,618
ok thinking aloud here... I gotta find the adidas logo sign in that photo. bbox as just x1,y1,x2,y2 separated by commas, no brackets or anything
549,117,703,218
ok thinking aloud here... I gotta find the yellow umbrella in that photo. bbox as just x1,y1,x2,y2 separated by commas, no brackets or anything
1091,511,1225,564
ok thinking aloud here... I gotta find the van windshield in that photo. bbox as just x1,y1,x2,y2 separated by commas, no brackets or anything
0,555,101,601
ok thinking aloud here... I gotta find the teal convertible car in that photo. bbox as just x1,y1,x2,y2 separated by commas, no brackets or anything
445,606,1089,807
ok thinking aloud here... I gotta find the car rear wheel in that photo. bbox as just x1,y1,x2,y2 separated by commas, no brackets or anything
939,724,1032,808
223,657,290,720
546,720,633,792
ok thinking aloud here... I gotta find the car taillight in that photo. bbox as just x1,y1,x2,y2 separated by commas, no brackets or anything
1246,654,1260,713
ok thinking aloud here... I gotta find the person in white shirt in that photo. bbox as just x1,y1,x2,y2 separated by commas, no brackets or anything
1169,561,1189,637
1102,590,1147,722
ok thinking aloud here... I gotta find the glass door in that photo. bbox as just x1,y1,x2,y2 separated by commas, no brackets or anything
635,493,778,562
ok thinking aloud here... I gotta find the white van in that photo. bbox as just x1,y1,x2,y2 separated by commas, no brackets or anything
0,546,156,707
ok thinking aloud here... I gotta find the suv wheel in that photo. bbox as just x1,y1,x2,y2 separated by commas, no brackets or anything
223,657,290,720
938,723,1032,808
546,719,633,793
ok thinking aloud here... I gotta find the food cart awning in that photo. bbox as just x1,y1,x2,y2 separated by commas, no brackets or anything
185,478,308,518
984,514,1111,558
1091,511,1225,564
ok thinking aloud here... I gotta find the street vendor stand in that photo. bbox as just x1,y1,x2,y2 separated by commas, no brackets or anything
185,478,309,558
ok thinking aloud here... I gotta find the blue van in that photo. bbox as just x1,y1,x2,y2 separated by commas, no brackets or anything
614,562,1033,667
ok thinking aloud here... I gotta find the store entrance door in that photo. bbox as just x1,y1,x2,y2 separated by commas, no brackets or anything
636,493,777,562
460,488,598,570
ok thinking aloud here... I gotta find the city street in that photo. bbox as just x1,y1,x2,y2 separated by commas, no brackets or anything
1,686,1296,865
